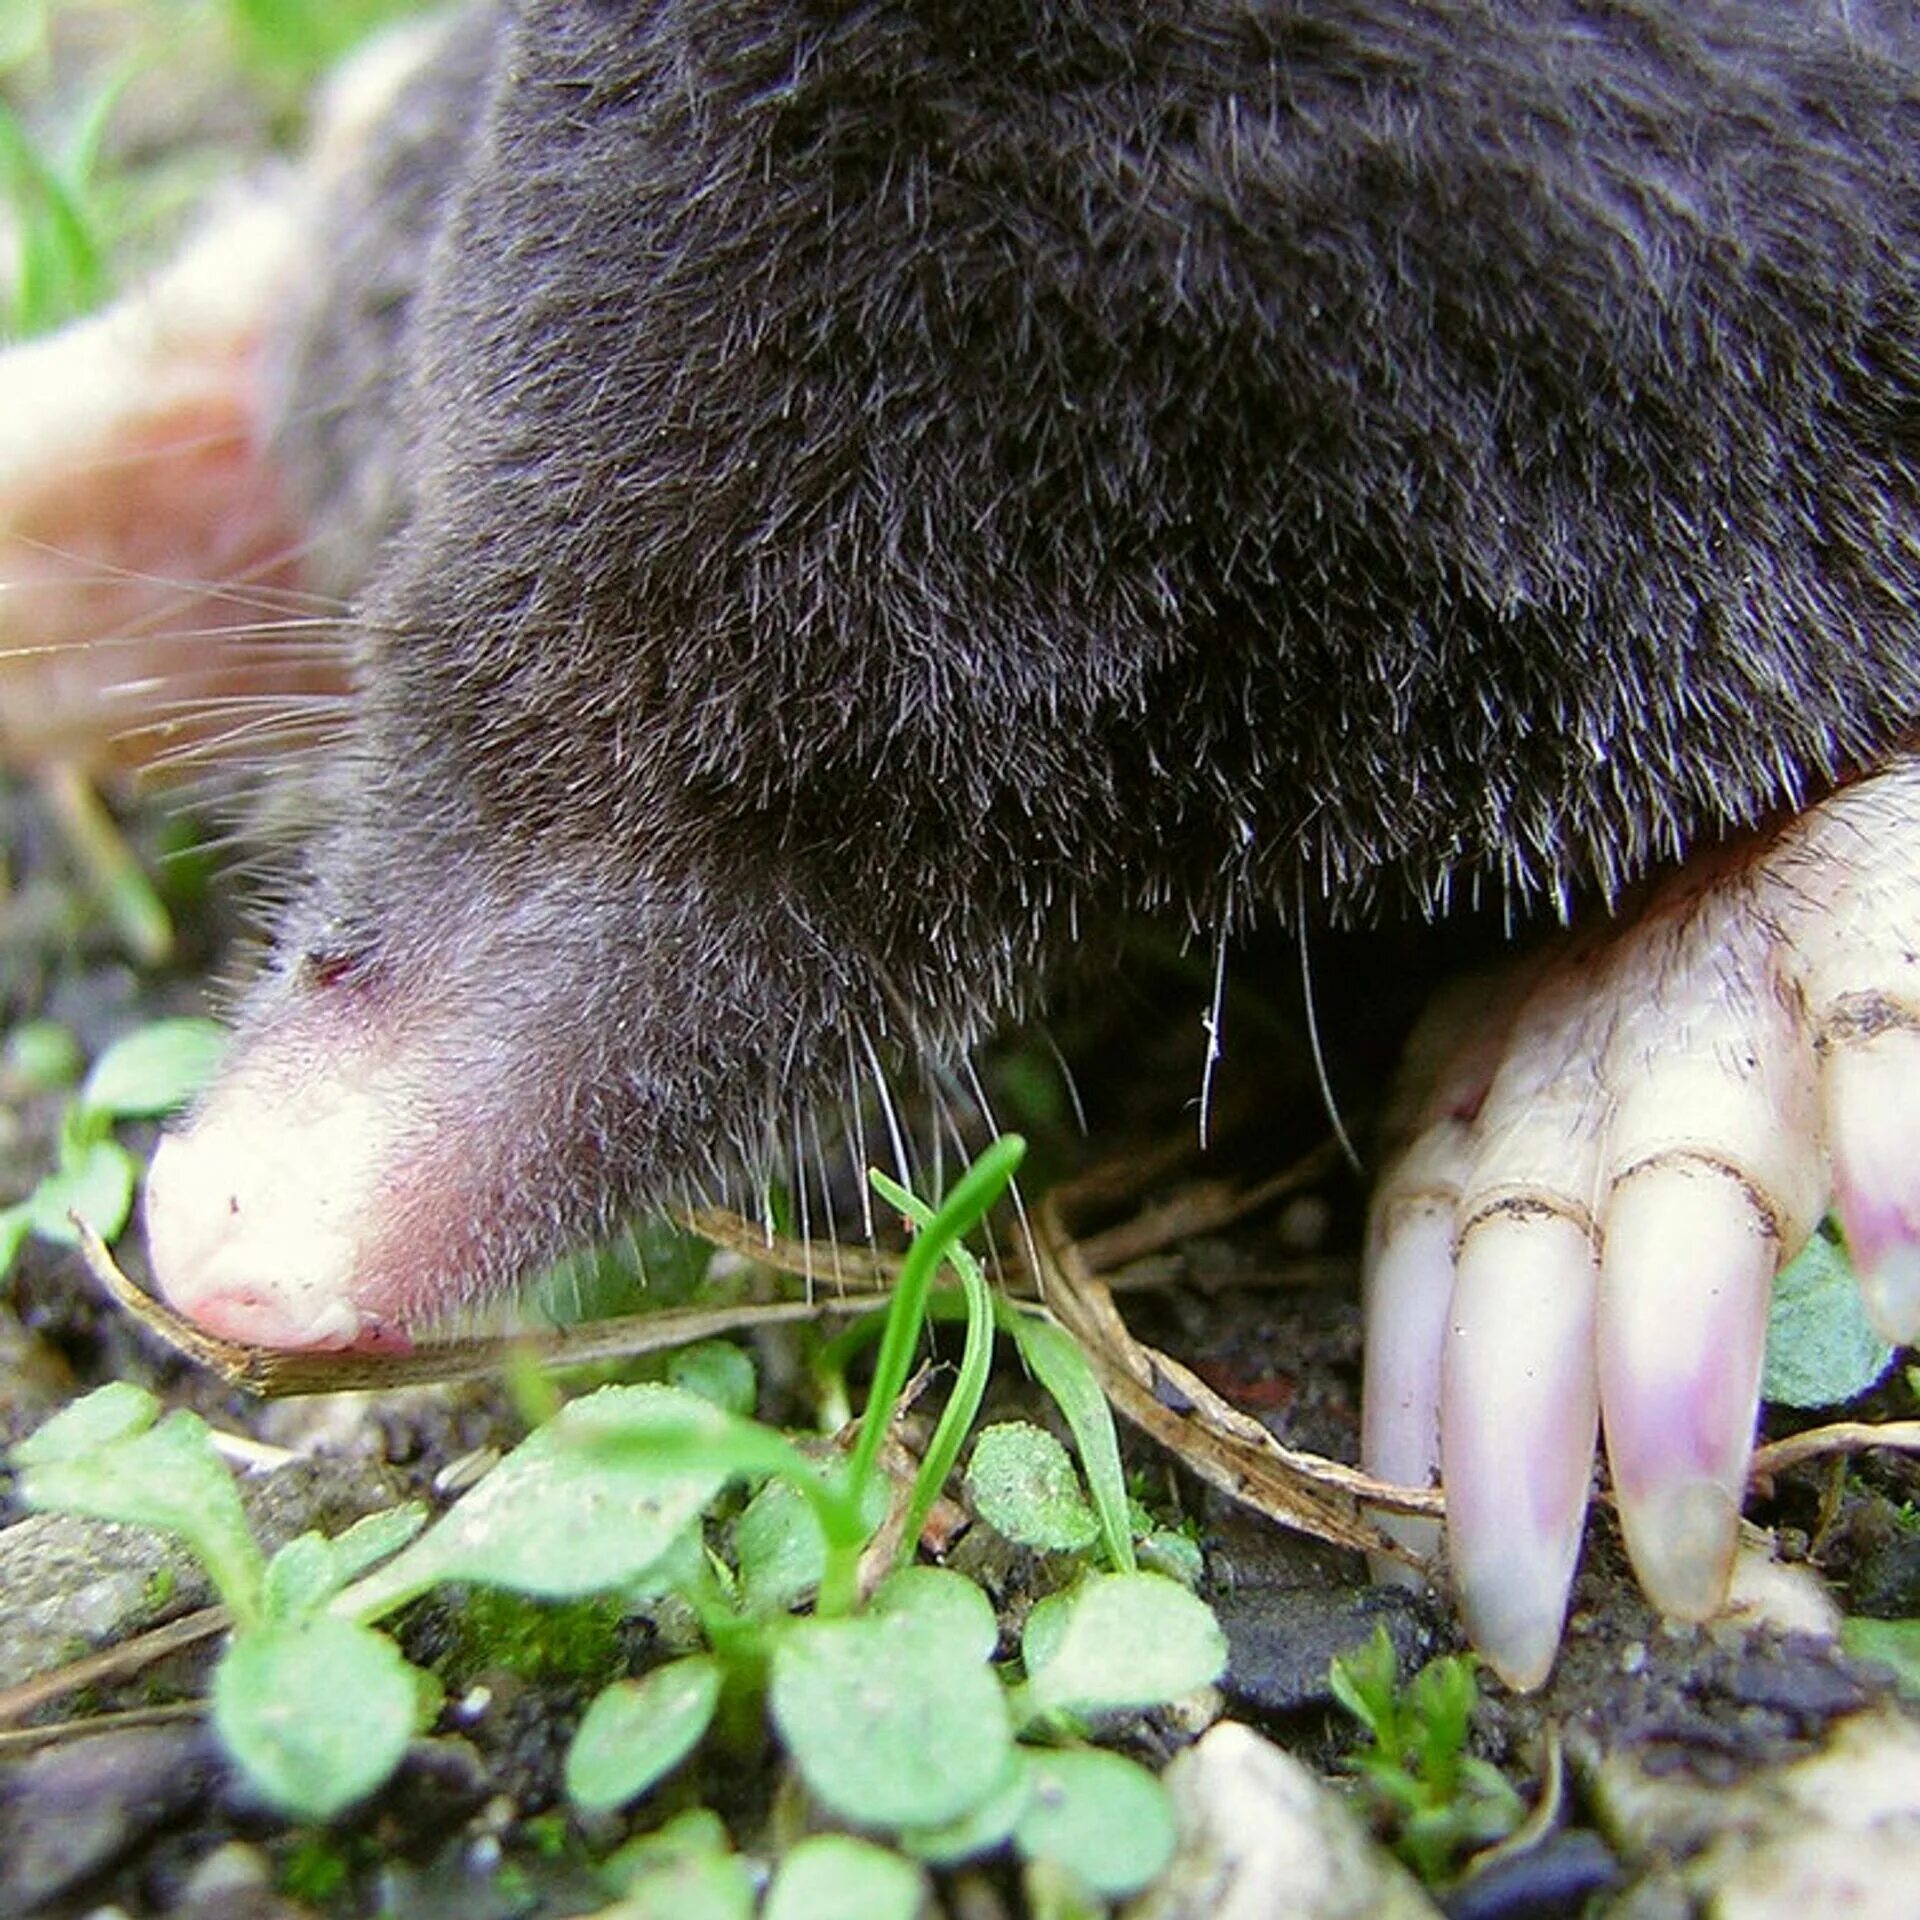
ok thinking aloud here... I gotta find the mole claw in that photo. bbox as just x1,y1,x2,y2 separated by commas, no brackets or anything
1823,1030,1920,1342
1440,1209,1599,1692
1361,1196,1456,1579
1363,761,1920,1680
1597,1165,1774,1621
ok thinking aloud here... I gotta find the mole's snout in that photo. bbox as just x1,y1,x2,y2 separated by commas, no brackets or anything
144,1074,390,1351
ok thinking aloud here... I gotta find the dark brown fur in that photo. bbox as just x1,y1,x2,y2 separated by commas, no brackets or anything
240,0,1918,1314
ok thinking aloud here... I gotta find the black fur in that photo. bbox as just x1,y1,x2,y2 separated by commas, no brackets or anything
253,0,1919,1307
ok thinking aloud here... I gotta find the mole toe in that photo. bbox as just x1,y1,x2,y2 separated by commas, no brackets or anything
1792,766,1920,1343
1822,1032,1920,1340
1441,1209,1599,1691
1363,756,1920,1684
1596,1166,1774,1621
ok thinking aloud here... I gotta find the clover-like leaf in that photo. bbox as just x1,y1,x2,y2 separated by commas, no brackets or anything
214,1616,423,1820
79,1018,225,1120
1764,1231,1897,1409
263,1506,429,1622
1006,1310,1136,1572
736,1477,827,1617
337,1385,734,1621
967,1422,1100,1552
770,1610,1012,1830
867,1565,1000,1665
23,1134,136,1245
1012,1747,1177,1896
15,1390,264,1621
566,1655,722,1814
764,1835,927,1920
1022,1573,1225,1719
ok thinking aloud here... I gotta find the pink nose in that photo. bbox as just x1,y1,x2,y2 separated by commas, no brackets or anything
143,1080,384,1353
164,1275,368,1352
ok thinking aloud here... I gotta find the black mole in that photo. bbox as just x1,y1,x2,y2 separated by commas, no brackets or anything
138,0,1919,1685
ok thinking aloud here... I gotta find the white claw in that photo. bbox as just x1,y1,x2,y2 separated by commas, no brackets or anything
1597,1162,1776,1620
1441,1208,1599,1691
1361,1198,1456,1579
1364,756,1920,1686
1820,1026,1920,1343
1791,764,1920,1340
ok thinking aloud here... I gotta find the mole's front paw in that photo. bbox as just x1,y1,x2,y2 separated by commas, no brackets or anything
1360,760,1920,1688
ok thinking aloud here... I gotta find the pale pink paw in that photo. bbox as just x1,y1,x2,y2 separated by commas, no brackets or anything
1362,761,1920,1688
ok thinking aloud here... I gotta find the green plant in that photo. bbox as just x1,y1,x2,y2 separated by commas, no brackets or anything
1330,1624,1525,1884
218,0,428,83
1762,1226,1899,1409
2,0,439,345
1841,1617,1920,1699
15,1138,1225,1906
0,1017,225,1279
814,1166,1137,1579
0,77,119,337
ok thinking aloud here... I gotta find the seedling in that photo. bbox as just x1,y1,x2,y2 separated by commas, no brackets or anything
1763,1226,1899,1409
0,79,118,337
15,1138,1227,1907
0,1017,225,1280
1841,1617,1920,1699
1330,1623,1525,1884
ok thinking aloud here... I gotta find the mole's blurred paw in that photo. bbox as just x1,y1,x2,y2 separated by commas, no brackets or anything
1360,761,1920,1688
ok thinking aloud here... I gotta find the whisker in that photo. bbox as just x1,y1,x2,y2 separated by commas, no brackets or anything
1039,1026,1087,1135
857,1020,914,1198
961,1054,1040,1289
805,1104,850,1291
119,690,355,725
842,1023,876,1241
140,726,350,782
5,531,348,617
786,1096,815,1292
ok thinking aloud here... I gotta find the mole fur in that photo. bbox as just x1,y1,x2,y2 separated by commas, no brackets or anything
245,0,1919,1315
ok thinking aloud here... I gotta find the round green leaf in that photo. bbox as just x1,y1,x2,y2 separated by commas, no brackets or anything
967,1423,1099,1553
764,1836,927,1920
609,1848,754,1920
80,1018,226,1119
5,1020,81,1092
736,1477,827,1617
1023,1574,1225,1718
1012,1747,1177,1897
666,1340,757,1417
25,1135,136,1245
263,1506,428,1622
1138,1528,1205,1587
1764,1231,1897,1409
770,1614,1013,1830
868,1566,1000,1664
12,1381,158,1464
899,1750,1031,1865
1003,1313,1136,1572
342,1385,734,1616
16,1404,264,1620
566,1655,722,1814
213,1617,420,1820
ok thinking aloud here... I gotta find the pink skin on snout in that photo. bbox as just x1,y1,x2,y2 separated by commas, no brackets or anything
143,986,453,1352
147,1088,394,1350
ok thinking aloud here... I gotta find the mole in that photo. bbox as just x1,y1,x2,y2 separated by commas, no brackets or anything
16,0,1917,1689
